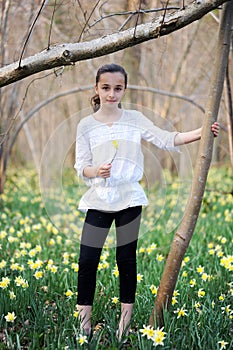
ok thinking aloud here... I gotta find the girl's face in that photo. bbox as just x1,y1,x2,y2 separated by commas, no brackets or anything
95,72,126,108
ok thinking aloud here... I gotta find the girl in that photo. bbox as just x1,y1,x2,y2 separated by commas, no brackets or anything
74,63,219,341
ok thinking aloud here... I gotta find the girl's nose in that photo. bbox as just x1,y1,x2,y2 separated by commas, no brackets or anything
108,89,114,97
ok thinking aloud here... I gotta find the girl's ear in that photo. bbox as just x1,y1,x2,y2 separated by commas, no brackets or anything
94,85,98,95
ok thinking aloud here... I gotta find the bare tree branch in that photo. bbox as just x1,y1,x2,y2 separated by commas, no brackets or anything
47,0,57,50
76,0,87,21
129,84,205,112
7,83,206,157
89,7,180,29
0,71,55,146
77,0,102,42
0,0,228,88
18,0,48,67
133,0,142,38
158,0,170,36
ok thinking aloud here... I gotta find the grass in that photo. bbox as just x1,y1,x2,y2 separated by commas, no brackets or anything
0,165,232,349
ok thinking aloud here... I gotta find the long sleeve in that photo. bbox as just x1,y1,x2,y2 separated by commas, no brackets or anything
74,121,93,183
136,112,179,151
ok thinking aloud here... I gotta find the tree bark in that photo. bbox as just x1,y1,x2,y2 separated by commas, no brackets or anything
149,0,233,327
225,62,233,169
0,0,229,88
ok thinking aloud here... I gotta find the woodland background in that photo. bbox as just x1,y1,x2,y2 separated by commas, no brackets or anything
0,0,232,184
0,2,232,348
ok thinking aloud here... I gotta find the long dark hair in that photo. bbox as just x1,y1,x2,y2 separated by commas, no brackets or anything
91,64,128,112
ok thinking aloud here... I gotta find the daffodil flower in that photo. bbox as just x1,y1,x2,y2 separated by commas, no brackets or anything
78,334,88,345
153,327,167,347
110,140,119,163
5,311,17,323
218,340,229,350
111,296,119,304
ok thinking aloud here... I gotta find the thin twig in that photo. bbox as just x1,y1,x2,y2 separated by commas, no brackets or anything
77,0,102,42
133,0,142,38
47,0,57,50
89,7,180,29
118,13,135,31
128,84,205,113
0,69,59,147
76,0,87,21
158,0,170,36
205,188,233,195
18,0,48,68
99,0,109,18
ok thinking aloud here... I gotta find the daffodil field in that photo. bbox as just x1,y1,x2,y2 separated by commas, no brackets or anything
0,166,232,350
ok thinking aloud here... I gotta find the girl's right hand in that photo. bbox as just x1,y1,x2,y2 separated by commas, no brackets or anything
97,163,112,178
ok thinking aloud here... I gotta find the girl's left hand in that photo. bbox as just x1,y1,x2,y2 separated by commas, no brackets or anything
211,122,220,137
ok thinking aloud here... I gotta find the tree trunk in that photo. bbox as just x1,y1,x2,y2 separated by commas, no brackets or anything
225,62,233,170
149,0,233,327
0,139,7,194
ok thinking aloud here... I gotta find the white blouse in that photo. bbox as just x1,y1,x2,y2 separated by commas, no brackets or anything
74,109,179,212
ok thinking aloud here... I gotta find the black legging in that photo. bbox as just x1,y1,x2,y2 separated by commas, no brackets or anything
77,206,142,305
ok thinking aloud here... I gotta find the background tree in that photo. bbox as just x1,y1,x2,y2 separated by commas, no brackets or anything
0,0,231,195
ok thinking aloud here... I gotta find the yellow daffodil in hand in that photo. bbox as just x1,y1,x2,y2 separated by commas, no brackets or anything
112,140,119,149
110,140,119,163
